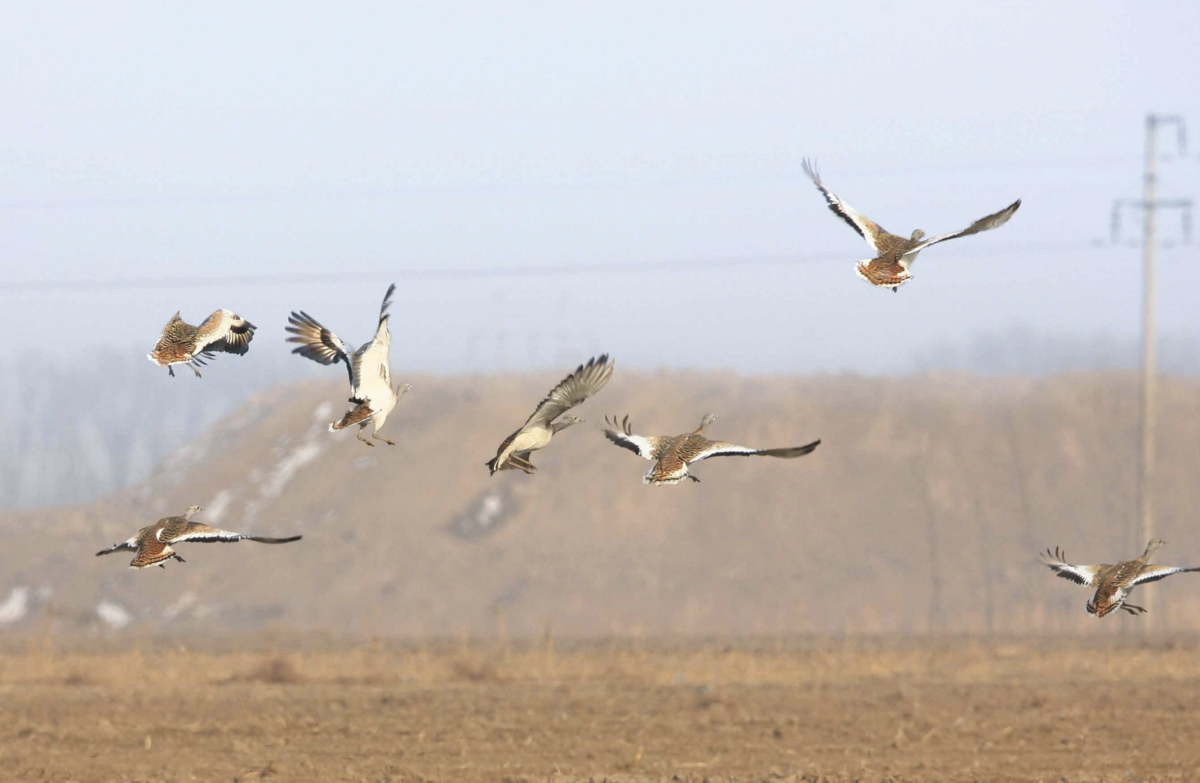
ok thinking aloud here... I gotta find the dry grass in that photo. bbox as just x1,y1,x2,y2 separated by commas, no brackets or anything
6,635,1200,688
3,637,1200,782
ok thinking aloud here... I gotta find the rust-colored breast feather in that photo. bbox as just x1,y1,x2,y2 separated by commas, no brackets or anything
1090,562,1140,617
331,401,375,431
128,519,186,569
859,258,909,288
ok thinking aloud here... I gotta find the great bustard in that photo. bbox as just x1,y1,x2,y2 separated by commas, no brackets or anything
602,413,820,485
1041,540,1200,618
487,354,614,475
147,310,256,377
801,159,1021,292
95,506,302,570
286,283,411,447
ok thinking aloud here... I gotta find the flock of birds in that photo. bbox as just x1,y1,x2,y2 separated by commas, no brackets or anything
101,161,1199,620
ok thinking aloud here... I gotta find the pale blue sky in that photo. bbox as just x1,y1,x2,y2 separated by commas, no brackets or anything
1,1,1197,374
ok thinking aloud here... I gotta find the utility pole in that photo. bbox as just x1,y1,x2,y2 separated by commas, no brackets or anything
1111,114,1191,569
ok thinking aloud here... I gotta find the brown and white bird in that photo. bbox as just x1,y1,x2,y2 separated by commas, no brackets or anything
602,413,820,485
801,159,1021,292
1041,540,1200,618
487,354,614,475
147,309,256,377
286,283,411,447
95,506,302,570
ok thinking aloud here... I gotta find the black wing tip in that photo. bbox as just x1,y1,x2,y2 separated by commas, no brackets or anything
287,311,323,329
602,413,633,434
380,283,397,319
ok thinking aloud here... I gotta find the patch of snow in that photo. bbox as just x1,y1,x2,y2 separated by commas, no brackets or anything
0,587,29,625
97,600,132,629
205,490,233,522
163,591,197,621
259,442,323,499
478,494,504,527
243,500,261,529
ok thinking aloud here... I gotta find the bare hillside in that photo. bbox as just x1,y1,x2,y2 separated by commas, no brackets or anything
2,371,1198,637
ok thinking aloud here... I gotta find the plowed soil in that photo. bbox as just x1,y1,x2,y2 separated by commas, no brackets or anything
2,638,1198,782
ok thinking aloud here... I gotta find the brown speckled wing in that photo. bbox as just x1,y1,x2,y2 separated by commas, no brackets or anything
331,401,375,431
148,313,199,365
195,310,256,356
802,159,891,253
910,199,1022,252
130,535,174,569
525,354,614,427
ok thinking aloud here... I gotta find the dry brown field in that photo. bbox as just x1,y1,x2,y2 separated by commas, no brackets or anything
3,635,1199,782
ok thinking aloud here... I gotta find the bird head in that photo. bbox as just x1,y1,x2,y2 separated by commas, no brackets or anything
910,229,926,241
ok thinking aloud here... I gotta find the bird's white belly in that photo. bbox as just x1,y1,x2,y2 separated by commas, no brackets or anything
899,250,921,270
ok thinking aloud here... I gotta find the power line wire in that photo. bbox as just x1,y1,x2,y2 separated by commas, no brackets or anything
0,155,1141,211
0,239,1141,294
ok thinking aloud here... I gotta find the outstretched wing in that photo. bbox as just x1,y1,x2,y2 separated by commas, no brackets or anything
601,415,663,460
286,311,355,391
905,199,1022,254
168,522,303,545
1040,547,1104,587
351,284,396,403
692,439,821,462
95,534,142,557
802,159,889,253
1129,564,1200,587
525,354,614,427
194,310,256,356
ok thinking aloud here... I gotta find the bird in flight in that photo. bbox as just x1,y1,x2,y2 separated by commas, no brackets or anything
1041,539,1200,618
801,159,1021,291
147,309,256,377
286,283,411,447
487,354,614,475
95,506,302,570
602,413,820,485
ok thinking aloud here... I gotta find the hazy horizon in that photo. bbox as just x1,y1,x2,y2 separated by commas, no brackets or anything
2,1,1197,377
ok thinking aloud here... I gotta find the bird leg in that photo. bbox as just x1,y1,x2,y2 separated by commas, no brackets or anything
507,454,536,473
173,554,187,564
372,432,396,446
688,475,701,483
189,362,203,379
168,366,176,377
357,429,375,447
1122,604,1147,615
